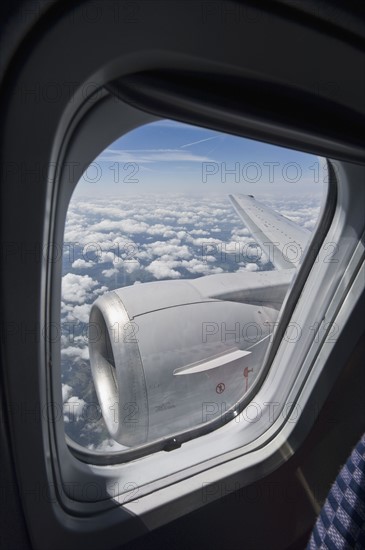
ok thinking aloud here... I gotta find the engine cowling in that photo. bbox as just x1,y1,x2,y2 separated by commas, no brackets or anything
89,272,288,447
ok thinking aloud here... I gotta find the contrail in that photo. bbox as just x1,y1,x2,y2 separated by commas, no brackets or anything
180,135,220,148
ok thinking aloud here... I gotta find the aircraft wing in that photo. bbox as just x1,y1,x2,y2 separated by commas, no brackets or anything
229,194,311,270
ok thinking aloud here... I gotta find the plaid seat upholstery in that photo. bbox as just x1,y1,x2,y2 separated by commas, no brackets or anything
307,433,365,549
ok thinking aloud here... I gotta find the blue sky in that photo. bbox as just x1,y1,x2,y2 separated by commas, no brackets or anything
74,119,326,196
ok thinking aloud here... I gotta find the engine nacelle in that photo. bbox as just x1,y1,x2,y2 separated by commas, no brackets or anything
89,273,287,447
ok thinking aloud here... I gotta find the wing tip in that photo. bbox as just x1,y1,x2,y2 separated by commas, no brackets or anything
229,193,255,201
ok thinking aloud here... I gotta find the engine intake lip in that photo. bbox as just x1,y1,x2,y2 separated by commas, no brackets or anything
89,291,148,446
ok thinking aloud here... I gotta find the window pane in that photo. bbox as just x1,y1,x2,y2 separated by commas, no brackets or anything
61,120,327,454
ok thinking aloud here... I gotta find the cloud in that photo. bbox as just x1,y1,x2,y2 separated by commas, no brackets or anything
190,229,210,236
61,273,100,304
62,384,73,403
124,261,140,274
190,236,224,247
63,396,87,421
72,303,92,323
93,286,109,297
102,268,119,278
146,224,177,238
180,135,220,148
98,148,214,164
145,259,182,280
99,251,120,265
181,258,224,275
91,219,149,234
72,258,94,269
144,240,192,261
61,345,89,361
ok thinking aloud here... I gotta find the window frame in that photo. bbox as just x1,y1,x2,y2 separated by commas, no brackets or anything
58,98,335,465
49,88,361,510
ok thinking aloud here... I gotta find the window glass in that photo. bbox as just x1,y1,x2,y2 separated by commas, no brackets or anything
61,120,326,454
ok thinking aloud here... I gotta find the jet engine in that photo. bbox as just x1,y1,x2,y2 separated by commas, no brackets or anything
89,271,290,447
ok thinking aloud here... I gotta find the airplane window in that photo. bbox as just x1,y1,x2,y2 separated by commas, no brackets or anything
61,120,327,455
